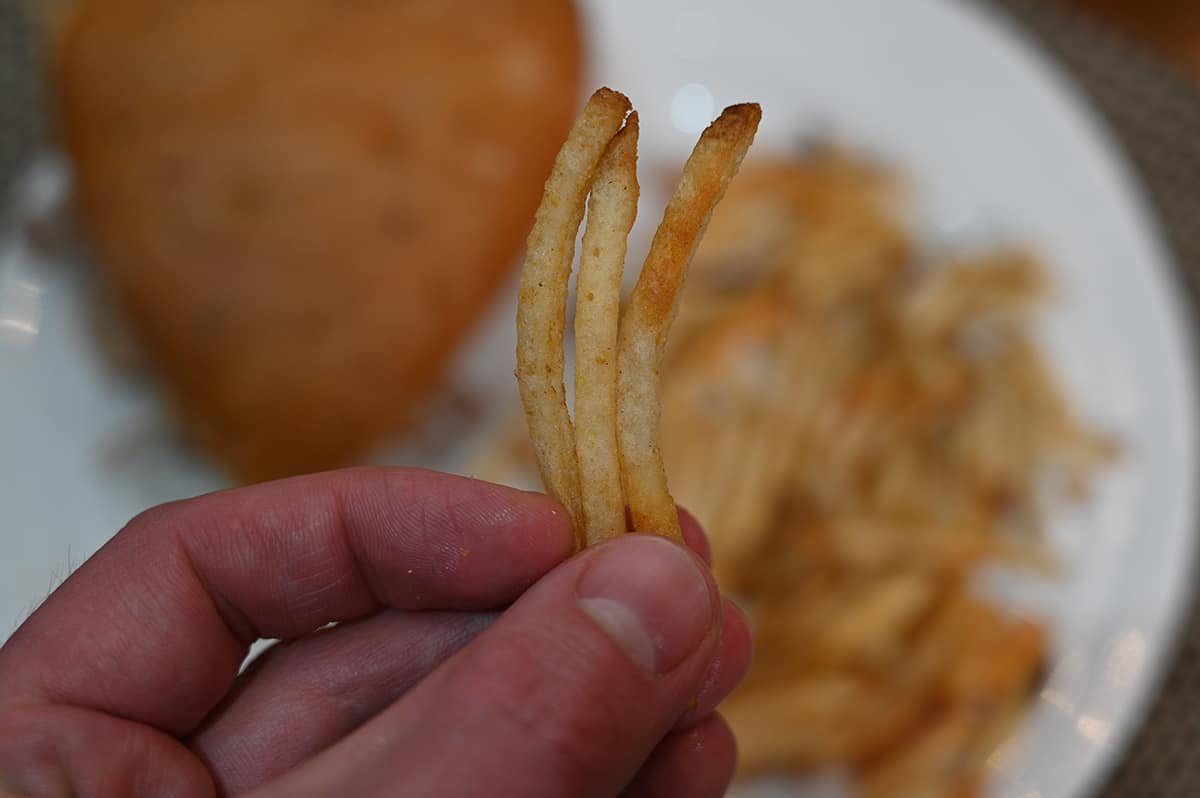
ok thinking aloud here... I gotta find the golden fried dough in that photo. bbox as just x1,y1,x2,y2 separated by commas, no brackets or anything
53,0,582,482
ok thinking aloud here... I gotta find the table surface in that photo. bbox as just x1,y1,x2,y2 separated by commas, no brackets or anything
2,1,1199,795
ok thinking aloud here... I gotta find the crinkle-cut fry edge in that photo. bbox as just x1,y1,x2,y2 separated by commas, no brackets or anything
516,87,631,545
617,103,762,540
574,113,640,545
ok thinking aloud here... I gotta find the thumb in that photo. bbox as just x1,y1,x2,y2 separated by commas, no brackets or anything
255,534,722,798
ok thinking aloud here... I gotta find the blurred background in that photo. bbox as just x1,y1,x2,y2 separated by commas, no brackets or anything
2,1,1200,796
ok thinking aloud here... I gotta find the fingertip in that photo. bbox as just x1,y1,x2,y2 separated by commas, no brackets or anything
703,713,739,775
677,507,712,566
494,485,577,561
704,714,739,794
620,714,738,798
675,598,754,730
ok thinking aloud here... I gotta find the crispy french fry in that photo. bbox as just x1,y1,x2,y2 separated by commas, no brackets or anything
725,674,869,774
516,87,630,540
573,113,640,544
617,103,761,538
857,709,982,798
816,573,938,667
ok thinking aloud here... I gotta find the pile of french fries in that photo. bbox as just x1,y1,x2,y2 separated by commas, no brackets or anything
503,93,1112,797
663,151,1113,795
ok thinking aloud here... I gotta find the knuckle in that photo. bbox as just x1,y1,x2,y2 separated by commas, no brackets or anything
122,502,177,536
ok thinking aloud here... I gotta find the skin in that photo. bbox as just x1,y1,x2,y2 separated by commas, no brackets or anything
0,468,751,798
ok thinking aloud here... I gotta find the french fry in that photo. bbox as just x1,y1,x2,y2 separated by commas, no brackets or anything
725,674,870,773
857,709,982,798
573,114,640,544
516,87,631,540
617,103,761,538
815,573,938,667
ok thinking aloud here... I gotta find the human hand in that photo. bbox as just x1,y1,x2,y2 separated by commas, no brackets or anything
0,468,751,797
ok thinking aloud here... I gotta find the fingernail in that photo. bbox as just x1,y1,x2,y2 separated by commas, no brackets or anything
576,535,716,674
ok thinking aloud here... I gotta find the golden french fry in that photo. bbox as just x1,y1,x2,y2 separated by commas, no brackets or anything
516,87,631,540
857,709,982,798
815,573,938,667
725,675,869,774
573,113,640,544
617,103,761,538
944,610,1047,702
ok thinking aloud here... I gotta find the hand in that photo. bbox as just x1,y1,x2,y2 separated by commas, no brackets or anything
0,468,751,797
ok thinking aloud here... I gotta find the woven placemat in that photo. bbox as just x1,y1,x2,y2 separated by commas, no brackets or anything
0,4,41,204
2,1,1198,794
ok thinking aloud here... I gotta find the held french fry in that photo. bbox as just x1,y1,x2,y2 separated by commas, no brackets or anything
516,87,631,541
617,103,762,539
574,114,641,544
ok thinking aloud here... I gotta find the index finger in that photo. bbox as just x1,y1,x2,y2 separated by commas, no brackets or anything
0,467,572,736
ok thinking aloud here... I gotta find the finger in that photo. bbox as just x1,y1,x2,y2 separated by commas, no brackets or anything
190,610,494,794
678,507,712,565
0,468,572,736
620,715,737,798
0,705,212,798
249,534,722,798
675,598,753,730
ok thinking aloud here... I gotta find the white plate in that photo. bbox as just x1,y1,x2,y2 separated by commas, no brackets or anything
1,2,1196,797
